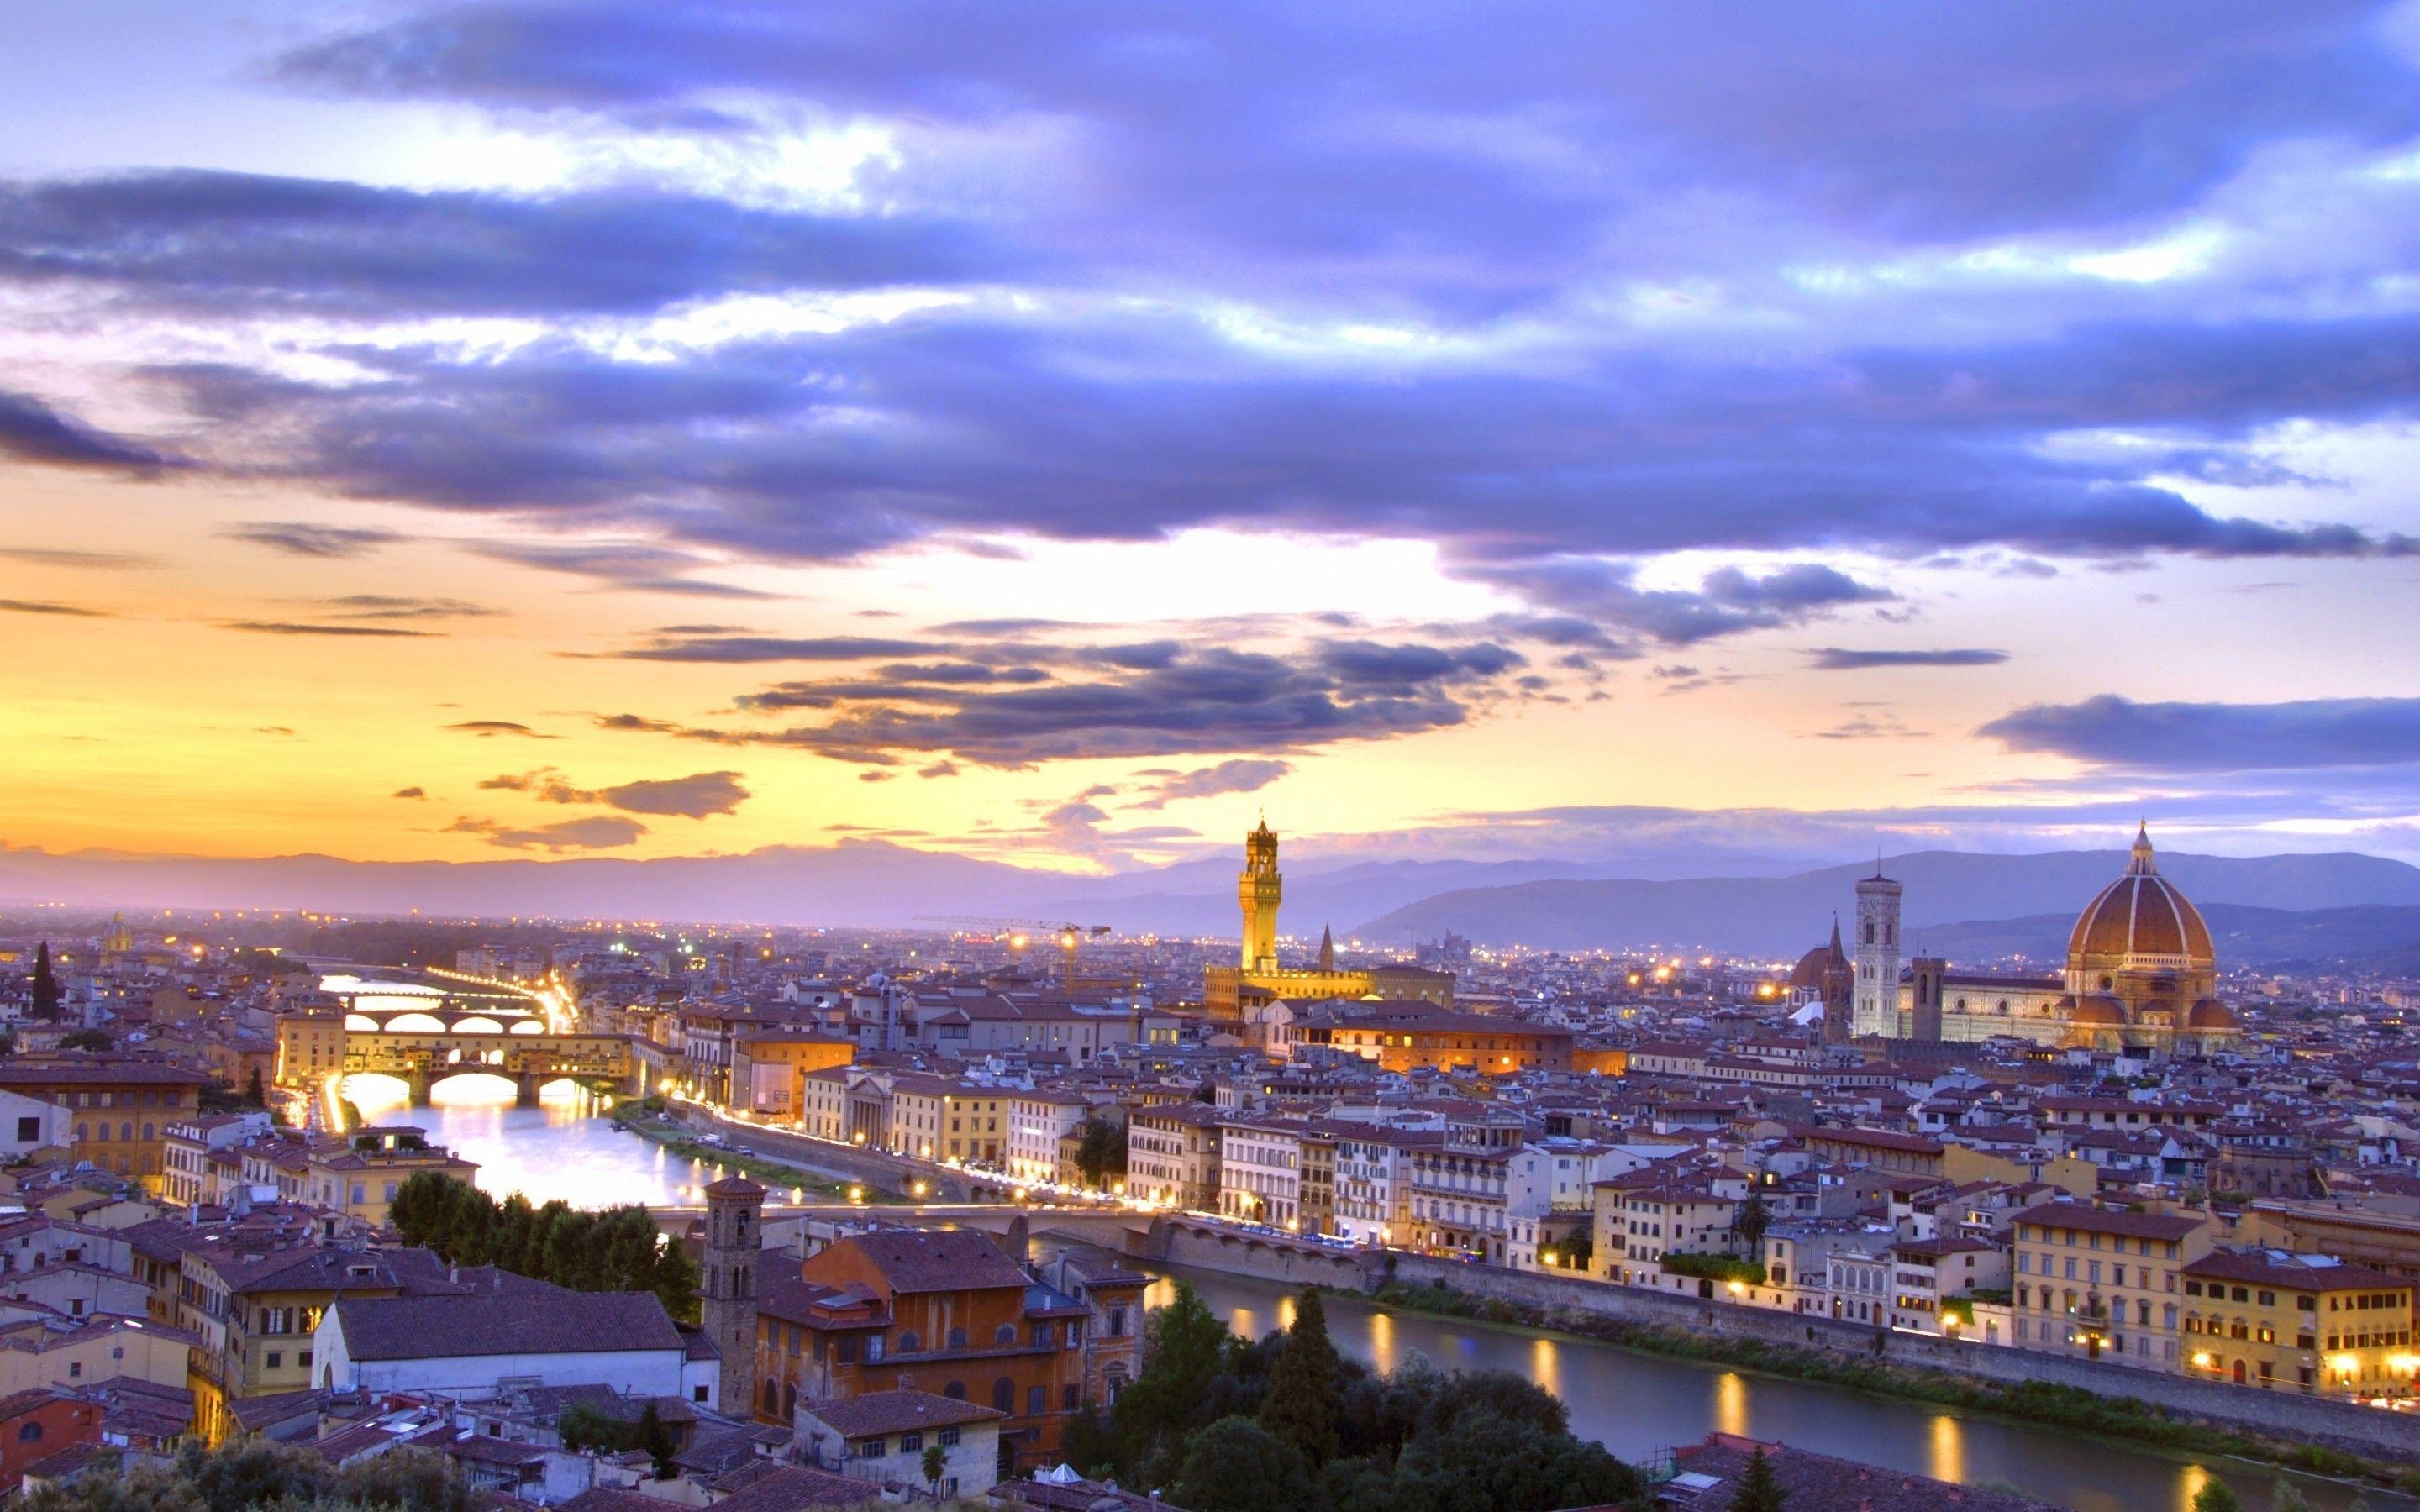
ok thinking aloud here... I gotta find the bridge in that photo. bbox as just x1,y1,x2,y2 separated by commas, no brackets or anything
644,1202,1381,1287
343,1030,641,1105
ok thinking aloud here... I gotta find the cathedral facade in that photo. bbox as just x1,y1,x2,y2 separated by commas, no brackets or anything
1803,825,2239,1056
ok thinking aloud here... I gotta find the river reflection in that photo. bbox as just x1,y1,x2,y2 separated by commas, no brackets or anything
1139,1261,2412,1512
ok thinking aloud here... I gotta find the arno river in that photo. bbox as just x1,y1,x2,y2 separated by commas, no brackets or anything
356,1077,2408,1512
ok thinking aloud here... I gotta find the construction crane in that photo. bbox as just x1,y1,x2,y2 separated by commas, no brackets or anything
916,916,1112,979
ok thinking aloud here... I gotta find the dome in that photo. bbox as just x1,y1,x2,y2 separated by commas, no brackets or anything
1789,944,1839,989
2068,825,2213,966
2067,994,2128,1026
2186,999,2239,1031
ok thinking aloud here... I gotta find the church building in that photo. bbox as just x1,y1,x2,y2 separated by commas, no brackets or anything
1202,819,1453,1030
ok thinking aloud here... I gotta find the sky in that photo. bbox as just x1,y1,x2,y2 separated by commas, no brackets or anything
7,1,2420,877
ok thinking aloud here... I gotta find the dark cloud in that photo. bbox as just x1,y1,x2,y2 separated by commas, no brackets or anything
0,389,175,473
223,521,401,559
1979,694,2420,773
392,786,426,800
445,813,649,850
0,170,1007,318
0,598,110,617
1808,648,2011,669
918,760,959,779
607,637,1528,766
1468,559,1894,647
218,620,434,638
1126,759,1294,810
484,766,750,817
444,719,556,738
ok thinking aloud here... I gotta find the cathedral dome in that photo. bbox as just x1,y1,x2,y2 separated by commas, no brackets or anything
2065,993,2128,1026
2186,999,2239,1031
2067,824,2213,969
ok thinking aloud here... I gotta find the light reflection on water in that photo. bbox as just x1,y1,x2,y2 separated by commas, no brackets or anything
1126,1258,2412,1512
341,1075,715,1208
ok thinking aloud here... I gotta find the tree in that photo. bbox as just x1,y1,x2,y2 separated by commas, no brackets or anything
920,1442,946,1494
2268,1481,2312,1512
1727,1445,1788,1512
1057,1405,1120,1479
243,1068,268,1109
1075,1115,1127,1189
1733,1184,1771,1251
1260,1289,1343,1463
59,1029,112,1053
1170,1417,1310,1512
635,1402,676,1480
1113,1282,1230,1452
29,943,59,1023
2190,1483,2241,1512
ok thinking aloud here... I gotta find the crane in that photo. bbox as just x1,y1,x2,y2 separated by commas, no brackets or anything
916,916,1112,979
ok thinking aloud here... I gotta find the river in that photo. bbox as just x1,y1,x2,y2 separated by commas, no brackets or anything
357,1079,2410,1512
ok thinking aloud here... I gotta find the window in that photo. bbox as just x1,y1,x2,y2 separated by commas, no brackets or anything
948,1327,967,1349
17,1424,39,1443
897,1330,920,1352
992,1378,1014,1413
944,1381,966,1401
855,1438,886,1459
995,1323,1016,1344
266,1352,282,1369
939,1428,960,1446
13,1117,36,1143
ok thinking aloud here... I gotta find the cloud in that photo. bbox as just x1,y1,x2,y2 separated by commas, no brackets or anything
664,637,1531,766
445,814,649,851
0,548,160,570
392,786,426,800
1127,759,1294,810
1460,559,1894,646
1979,694,2420,774
444,720,555,738
1808,648,2011,670
611,633,940,663
0,169,1008,318
0,389,174,472
485,767,750,818
0,598,110,618
317,595,502,621
223,522,402,559
464,540,783,599
218,620,434,638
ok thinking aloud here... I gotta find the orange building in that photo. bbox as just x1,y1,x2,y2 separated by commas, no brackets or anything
1293,1006,1573,1074
1572,1043,1631,1076
752,1231,1092,1474
0,1061,213,1191
728,1032,855,1121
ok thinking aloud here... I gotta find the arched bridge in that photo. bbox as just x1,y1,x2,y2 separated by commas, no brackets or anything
344,1030,639,1105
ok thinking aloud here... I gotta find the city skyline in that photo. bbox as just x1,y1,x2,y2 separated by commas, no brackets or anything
10,4,2420,875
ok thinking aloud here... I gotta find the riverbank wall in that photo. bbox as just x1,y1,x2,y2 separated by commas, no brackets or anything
1356,1252,2420,1465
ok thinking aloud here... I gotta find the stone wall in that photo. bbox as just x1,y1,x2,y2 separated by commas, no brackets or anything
1380,1253,2420,1464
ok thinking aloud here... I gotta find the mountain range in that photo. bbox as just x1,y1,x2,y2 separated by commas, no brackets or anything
6,840,2420,969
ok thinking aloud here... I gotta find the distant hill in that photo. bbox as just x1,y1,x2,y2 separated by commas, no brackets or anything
1350,848,2420,958
1914,903,2420,974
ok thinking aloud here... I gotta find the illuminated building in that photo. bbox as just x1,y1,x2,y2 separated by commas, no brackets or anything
1202,819,1454,1029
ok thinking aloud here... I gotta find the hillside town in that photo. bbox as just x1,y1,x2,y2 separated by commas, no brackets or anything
0,824,2412,1509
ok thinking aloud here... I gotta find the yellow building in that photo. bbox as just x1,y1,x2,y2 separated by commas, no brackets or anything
293,1130,480,1228
2182,1250,2416,1399
0,1314,194,1399
1202,821,1453,1027
2011,1203,2212,1368
274,1014,347,1089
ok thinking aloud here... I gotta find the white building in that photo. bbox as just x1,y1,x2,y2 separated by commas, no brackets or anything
315,1290,716,1405
0,1090,71,1162
1006,1090,1091,1185
796,1389,1004,1499
1218,1119,1305,1229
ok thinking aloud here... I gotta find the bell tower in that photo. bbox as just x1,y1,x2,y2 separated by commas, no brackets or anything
1239,818,1282,973
699,1174,765,1416
1852,866,1903,1039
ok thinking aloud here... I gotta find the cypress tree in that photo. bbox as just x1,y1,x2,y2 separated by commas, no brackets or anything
1260,1289,1343,1463
29,943,59,1022
1727,1445,1788,1512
